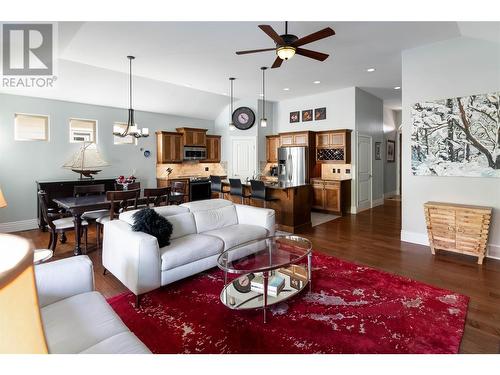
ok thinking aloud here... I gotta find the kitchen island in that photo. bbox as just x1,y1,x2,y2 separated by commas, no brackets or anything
222,179,312,233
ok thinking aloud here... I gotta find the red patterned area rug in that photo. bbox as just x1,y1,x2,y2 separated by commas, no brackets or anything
107,253,468,354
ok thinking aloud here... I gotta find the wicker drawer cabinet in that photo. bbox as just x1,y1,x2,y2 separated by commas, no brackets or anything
424,202,492,264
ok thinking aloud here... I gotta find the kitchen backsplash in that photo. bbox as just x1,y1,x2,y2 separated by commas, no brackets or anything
321,164,352,180
157,162,227,179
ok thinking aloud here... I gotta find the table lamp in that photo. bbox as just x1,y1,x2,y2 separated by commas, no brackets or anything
0,234,48,353
0,188,6,208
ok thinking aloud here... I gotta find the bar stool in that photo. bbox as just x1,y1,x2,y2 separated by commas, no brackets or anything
210,175,228,199
229,178,251,204
249,180,279,208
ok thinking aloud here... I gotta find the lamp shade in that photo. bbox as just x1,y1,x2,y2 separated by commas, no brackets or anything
0,188,6,208
0,234,48,353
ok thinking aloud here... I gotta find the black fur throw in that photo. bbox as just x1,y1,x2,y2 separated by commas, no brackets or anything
131,208,173,247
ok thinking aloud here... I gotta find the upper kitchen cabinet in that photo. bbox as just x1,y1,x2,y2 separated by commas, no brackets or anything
156,131,183,163
266,135,280,163
176,127,207,146
315,129,351,164
279,131,315,147
205,135,221,163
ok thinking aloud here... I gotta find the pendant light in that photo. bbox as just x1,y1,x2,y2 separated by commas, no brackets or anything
229,77,236,131
113,56,149,139
260,66,268,127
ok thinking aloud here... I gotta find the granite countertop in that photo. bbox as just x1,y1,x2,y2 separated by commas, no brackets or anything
222,178,310,190
312,177,352,181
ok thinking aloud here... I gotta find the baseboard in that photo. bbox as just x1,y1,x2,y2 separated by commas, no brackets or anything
384,191,398,198
372,197,384,208
401,230,500,260
0,219,38,233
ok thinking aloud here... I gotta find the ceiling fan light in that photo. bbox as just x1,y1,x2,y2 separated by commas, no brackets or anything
260,118,267,128
277,46,296,60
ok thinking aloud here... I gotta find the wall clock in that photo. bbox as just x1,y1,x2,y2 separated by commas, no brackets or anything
232,107,255,130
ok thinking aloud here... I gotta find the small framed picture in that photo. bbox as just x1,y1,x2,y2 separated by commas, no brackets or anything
315,107,326,120
289,111,300,123
375,142,381,160
302,109,313,122
290,276,302,290
387,140,396,162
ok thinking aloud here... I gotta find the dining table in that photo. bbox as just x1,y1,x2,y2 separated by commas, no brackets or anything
52,191,184,256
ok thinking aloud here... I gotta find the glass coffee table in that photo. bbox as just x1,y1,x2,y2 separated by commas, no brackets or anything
217,235,312,323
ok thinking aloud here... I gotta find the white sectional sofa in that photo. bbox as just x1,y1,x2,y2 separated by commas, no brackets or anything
102,199,275,305
35,255,150,354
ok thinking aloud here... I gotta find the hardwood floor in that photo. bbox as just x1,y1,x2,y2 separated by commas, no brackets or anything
16,201,500,353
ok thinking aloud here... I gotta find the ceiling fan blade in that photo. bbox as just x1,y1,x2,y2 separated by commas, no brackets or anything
291,27,335,47
271,56,283,69
296,48,329,61
259,25,285,45
235,48,276,55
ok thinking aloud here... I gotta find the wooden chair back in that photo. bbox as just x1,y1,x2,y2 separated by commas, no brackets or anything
170,181,186,194
106,189,140,220
144,187,171,207
74,184,105,197
114,182,141,191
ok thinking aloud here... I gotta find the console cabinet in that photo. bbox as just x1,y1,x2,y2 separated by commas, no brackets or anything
424,202,492,264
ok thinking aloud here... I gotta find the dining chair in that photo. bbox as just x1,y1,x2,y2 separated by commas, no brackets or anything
38,190,88,254
249,180,279,208
96,189,141,251
229,178,251,204
74,184,109,248
144,187,171,207
210,175,228,199
168,181,186,205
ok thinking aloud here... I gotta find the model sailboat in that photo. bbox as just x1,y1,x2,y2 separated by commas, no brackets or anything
63,142,110,179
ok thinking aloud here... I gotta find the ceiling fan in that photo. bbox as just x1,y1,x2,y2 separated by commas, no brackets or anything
236,21,335,68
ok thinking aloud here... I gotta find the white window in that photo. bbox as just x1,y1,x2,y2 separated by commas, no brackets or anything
69,118,97,143
14,113,49,141
113,122,136,145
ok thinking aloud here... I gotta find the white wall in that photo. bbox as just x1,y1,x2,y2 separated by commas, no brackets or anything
401,36,500,258
383,107,400,195
0,93,214,228
355,88,385,204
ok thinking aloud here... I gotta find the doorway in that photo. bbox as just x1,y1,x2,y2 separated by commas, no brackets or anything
230,136,257,181
357,134,373,211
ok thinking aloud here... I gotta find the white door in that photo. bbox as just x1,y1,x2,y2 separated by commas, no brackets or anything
357,134,372,211
231,136,256,181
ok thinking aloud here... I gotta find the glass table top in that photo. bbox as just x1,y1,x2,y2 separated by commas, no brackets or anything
217,235,312,275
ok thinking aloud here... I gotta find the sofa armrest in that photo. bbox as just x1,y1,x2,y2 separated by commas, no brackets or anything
102,220,161,295
35,255,94,308
235,204,276,235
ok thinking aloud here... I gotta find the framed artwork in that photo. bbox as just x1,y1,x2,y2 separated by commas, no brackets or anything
375,142,381,160
387,140,395,162
315,107,326,120
302,109,313,122
289,111,300,123
411,91,500,177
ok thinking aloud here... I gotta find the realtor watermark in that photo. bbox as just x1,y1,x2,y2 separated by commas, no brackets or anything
1,23,57,88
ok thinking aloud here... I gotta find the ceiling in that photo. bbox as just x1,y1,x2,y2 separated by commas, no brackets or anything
2,21,498,119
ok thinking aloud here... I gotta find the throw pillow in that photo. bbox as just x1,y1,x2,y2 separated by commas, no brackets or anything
131,208,173,247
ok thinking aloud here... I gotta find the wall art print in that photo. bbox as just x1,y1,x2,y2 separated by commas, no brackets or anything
302,109,313,122
411,91,500,177
290,111,300,123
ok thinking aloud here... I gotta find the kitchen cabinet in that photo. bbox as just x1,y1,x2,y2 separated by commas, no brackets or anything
266,135,280,163
176,127,207,146
311,178,351,215
315,129,351,164
279,131,314,147
156,131,183,163
205,135,221,163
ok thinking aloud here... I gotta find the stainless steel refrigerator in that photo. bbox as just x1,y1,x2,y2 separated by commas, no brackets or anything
278,146,308,185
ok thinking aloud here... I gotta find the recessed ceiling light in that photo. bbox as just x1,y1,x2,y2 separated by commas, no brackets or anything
184,84,192,87
394,86,401,90
283,88,290,91
313,80,321,84
366,68,376,72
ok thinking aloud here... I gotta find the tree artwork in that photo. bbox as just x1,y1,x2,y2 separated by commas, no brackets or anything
411,91,500,177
